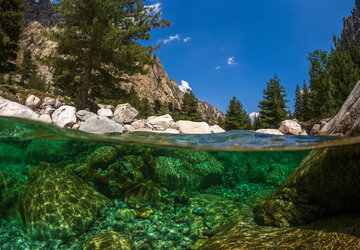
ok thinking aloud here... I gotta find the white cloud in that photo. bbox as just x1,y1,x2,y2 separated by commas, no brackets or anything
162,34,181,44
179,80,192,93
145,3,161,14
183,37,191,43
227,56,237,65
249,112,260,123
216,66,221,71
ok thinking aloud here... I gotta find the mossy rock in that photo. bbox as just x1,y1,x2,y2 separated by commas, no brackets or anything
124,182,162,209
85,146,118,169
20,167,111,240
0,143,24,167
149,149,224,191
84,231,132,250
254,144,360,227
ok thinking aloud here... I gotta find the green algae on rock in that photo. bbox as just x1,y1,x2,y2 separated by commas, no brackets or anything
84,231,132,250
20,167,111,241
254,144,360,227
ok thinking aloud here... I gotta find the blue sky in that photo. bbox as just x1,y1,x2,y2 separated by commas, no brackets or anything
144,0,355,114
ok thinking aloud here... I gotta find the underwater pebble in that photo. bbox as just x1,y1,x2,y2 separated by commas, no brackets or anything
193,206,207,216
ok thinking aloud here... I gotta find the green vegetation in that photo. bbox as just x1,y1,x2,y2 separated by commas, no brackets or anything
258,74,289,128
224,97,251,131
0,0,25,73
175,89,203,122
45,0,171,108
18,50,37,85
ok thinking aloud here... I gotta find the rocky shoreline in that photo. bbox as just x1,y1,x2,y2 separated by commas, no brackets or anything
0,94,225,135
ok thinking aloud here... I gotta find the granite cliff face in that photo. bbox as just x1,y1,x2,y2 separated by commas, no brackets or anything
21,0,224,124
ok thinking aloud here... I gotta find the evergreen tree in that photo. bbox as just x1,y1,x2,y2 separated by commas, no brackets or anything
0,74,5,85
154,100,162,114
18,50,38,85
307,49,331,120
46,0,171,108
137,98,153,118
253,115,262,130
258,74,290,128
179,89,203,122
224,97,251,131
328,35,360,111
28,72,48,92
302,81,311,121
294,84,303,121
0,0,25,73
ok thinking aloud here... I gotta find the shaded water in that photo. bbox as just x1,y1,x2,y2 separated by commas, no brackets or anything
0,117,359,249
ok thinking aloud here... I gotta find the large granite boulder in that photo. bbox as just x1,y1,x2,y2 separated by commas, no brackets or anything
210,125,225,133
174,120,212,134
97,108,113,118
25,95,42,109
149,148,224,191
146,114,174,130
0,96,39,120
253,144,360,227
20,167,111,240
84,231,132,250
51,105,77,128
320,80,360,136
76,110,97,121
113,103,138,124
279,120,302,135
79,115,124,134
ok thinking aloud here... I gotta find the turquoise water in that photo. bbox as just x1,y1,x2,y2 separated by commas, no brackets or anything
0,117,358,249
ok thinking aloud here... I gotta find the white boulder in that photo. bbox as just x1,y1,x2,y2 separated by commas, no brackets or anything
98,104,115,112
279,120,302,135
76,110,97,121
97,108,113,118
124,124,135,133
38,114,52,123
25,95,42,109
0,96,39,120
256,129,284,135
174,120,212,134
146,114,174,130
51,105,77,128
79,115,124,134
131,119,145,129
163,128,180,134
210,125,225,134
113,103,138,124
42,97,56,106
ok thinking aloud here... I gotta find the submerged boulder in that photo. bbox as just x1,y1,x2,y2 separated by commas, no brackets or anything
84,231,132,250
149,149,224,191
20,167,111,240
254,144,360,227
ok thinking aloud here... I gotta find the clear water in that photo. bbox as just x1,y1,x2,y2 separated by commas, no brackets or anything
0,117,359,249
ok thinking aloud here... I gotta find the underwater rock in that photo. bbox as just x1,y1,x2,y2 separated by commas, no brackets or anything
86,146,118,169
150,149,224,191
20,167,111,240
24,140,72,165
320,80,360,136
0,143,24,165
201,214,360,249
124,182,162,209
136,207,154,219
254,144,360,227
83,231,132,250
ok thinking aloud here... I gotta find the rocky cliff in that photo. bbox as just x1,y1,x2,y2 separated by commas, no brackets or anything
21,0,224,124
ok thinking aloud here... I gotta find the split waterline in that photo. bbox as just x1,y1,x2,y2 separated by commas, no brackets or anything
0,116,359,249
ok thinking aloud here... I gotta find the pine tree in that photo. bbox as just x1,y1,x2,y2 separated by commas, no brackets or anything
294,84,303,121
224,97,251,131
179,89,203,122
302,81,311,121
137,98,153,118
18,50,38,85
28,72,48,92
307,49,331,120
258,74,290,128
0,74,5,85
46,0,171,108
0,0,25,73
253,115,262,130
154,100,162,114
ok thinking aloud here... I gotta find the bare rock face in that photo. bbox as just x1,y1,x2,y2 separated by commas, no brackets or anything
320,80,360,136
21,4,224,124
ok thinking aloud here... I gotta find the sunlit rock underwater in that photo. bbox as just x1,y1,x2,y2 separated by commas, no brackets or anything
0,117,360,249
